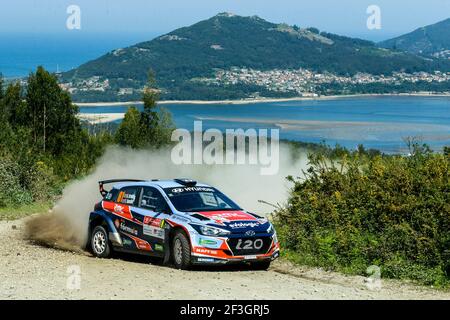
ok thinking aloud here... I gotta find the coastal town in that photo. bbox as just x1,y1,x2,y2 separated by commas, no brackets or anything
59,67,450,98
199,67,450,95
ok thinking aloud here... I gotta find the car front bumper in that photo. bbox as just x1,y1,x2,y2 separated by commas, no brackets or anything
191,249,280,265
190,233,280,265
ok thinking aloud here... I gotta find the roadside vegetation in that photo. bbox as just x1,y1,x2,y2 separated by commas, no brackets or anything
1,67,450,287
274,143,450,286
0,67,174,216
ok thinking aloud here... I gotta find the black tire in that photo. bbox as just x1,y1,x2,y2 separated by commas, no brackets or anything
172,230,191,270
90,225,111,258
162,243,171,265
250,260,271,271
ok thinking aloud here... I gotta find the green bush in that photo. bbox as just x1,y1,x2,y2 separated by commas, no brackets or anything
0,157,33,207
27,161,60,202
274,146,450,286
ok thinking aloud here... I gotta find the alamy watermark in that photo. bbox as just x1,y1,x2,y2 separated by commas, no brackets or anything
365,265,382,290
367,5,381,30
171,121,280,175
66,5,81,30
66,265,81,290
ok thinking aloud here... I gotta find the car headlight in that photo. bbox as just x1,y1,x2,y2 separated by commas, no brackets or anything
191,224,230,237
273,232,278,244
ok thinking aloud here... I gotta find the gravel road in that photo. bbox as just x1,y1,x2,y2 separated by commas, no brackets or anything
1,219,448,300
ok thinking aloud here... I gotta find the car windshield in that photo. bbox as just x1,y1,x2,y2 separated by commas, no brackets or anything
163,186,242,212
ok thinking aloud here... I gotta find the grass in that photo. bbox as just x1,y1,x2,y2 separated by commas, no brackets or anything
0,202,52,221
279,248,450,289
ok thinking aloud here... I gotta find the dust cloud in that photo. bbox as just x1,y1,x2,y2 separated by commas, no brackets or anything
25,144,308,250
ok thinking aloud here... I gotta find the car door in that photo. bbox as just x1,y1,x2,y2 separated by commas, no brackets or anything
113,186,153,252
133,187,172,255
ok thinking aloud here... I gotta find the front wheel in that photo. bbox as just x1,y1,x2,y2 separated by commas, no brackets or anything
91,225,111,258
172,230,191,270
250,260,271,271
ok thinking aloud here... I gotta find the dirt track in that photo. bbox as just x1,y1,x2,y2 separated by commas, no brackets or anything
0,219,449,300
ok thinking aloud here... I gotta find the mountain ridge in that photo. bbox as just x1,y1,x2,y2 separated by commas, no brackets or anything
61,13,450,102
379,18,450,58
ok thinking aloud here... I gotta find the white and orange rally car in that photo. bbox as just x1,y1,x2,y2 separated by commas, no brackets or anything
88,178,280,270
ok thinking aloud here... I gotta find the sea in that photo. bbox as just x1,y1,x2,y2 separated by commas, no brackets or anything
0,32,156,78
79,96,450,154
1,34,449,154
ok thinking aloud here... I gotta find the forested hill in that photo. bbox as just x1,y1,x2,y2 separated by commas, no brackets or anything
61,13,450,101
379,18,450,58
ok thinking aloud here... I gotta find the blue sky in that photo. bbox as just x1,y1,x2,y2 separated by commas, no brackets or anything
1,0,449,41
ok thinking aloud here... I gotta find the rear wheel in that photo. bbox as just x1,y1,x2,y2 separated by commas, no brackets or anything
91,226,111,258
250,260,271,271
172,230,191,270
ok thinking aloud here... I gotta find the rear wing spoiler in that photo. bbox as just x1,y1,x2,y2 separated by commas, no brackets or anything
98,179,145,198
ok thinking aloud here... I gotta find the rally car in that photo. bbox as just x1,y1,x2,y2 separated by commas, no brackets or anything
87,178,280,270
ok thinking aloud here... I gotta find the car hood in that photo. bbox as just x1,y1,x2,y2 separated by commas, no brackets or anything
192,210,270,233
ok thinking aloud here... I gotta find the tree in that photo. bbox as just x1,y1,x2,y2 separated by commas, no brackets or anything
0,81,29,157
140,71,160,141
26,66,81,155
152,106,176,147
115,107,144,148
0,73,4,101
0,74,5,124
140,71,175,147
3,82,27,127
115,70,175,149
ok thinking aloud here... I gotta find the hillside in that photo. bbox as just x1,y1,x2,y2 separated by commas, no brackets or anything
380,18,450,58
61,13,450,102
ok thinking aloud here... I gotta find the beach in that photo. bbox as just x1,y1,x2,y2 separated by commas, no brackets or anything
74,92,450,107
77,113,125,124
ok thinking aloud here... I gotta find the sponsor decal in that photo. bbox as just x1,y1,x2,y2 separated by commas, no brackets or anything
143,216,162,227
198,238,218,246
198,211,257,224
114,204,124,214
127,234,152,251
244,255,258,260
103,201,140,224
135,240,151,251
123,238,132,246
143,217,165,240
154,244,164,251
119,222,138,236
194,247,219,256
229,222,260,229
169,187,215,194
143,226,165,239
197,258,215,263
199,193,218,206
172,215,191,223
121,193,136,205
121,233,152,251
143,217,165,239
